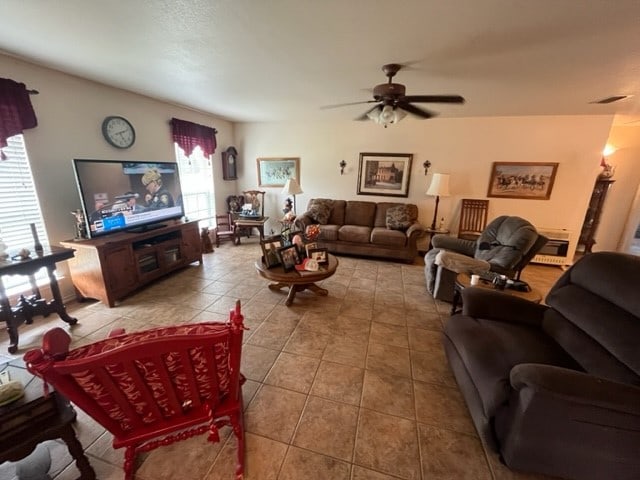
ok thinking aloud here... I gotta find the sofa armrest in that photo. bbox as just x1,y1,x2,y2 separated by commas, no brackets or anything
461,288,547,327
510,363,640,416
431,235,476,256
406,222,425,239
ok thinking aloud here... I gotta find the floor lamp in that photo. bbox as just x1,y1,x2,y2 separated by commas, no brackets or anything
282,178,303,214
426,173,450,230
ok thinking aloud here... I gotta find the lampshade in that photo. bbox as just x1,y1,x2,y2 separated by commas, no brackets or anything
426,173,451,197
282,178,303,195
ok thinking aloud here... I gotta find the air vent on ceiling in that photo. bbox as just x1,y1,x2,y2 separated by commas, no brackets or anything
590,95,629,104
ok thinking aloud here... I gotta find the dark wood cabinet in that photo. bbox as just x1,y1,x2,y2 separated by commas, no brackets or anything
578,178,614,253
61,221,202,307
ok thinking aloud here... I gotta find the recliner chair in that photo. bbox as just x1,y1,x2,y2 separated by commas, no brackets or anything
425,216,547,302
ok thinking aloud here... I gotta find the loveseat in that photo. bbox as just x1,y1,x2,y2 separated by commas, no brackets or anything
443,252,640,480
294,198,425,262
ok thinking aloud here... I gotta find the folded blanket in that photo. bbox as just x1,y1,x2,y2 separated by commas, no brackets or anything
435,250,490,274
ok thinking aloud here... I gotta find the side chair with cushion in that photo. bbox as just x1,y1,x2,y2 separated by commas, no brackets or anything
24,302,247,480
425,216,547,302
443,252,640,480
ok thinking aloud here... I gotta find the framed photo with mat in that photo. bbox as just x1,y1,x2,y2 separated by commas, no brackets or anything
260,235,283,268
307,247,328,264
277,244,301,272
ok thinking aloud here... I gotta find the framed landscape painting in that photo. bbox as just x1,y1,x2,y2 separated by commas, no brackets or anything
487,162,559,200
357,152,413,197
257,157,300,187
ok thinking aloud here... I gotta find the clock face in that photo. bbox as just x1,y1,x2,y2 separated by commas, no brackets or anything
102,116,135,149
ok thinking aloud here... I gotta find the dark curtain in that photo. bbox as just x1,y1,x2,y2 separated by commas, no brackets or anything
170,117,217,158
0,78,38,160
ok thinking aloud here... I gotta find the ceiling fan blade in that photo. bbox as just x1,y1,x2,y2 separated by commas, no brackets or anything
355,104,381,121
396,102,436,119
320,100,377,110
402,95,465,104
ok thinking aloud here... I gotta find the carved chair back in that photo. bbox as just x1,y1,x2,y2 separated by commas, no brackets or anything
458,199,489,240
242,190,265,217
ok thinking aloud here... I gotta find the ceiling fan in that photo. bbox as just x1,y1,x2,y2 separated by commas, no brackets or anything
322,63,465,126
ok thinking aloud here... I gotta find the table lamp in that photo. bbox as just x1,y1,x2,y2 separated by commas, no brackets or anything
426,173,450,230
282,178,303,214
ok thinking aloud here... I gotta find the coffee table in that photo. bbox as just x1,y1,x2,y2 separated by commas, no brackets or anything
255,253,338,306
451,272,542,315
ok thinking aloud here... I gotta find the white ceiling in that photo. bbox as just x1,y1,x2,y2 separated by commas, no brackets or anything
1,0,640,124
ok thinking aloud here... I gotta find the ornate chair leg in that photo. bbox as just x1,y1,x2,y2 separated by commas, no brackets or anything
231,407,245,479
123,446,136,480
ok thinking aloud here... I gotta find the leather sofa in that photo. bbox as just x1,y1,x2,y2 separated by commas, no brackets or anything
443,252,640,480
294,198,425,262
425,216,547,301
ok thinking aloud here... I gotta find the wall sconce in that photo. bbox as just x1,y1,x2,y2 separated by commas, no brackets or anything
339,160,347,175
422,160,431,175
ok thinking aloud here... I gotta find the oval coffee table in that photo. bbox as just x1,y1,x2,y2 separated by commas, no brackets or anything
255,253,338,306
451,272,542,315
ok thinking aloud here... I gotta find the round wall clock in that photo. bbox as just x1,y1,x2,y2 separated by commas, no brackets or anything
101,116,136,149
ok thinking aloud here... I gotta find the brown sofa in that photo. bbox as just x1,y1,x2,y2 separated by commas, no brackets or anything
294,198,425,262
443,252,640,480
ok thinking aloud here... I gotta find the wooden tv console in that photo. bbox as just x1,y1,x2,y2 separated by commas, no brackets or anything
60,220,202,307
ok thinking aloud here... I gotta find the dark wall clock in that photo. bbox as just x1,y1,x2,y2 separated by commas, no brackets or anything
101,115,135,149
222,146,238,180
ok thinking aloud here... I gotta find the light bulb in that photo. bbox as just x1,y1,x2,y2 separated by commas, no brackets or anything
380,105,394,125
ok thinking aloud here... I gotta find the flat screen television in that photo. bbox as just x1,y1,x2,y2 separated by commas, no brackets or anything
72,159,185,238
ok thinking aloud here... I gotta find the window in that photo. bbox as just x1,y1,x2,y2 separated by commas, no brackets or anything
174,144,216,226
0,134,50,289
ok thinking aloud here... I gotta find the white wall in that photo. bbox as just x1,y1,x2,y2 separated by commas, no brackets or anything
1,54,234,297
235,116,618,254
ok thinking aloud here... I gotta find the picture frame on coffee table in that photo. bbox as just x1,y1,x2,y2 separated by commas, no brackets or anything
260,236,283,268
277,244,301,272
308,247,328,264
357,152,413,198
487,162,559,200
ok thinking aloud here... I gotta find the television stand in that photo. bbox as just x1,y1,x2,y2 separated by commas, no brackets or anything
125,222,167,234
60,221,202,307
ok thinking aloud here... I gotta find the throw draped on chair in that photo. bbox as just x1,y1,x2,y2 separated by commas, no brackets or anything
25,301,247,480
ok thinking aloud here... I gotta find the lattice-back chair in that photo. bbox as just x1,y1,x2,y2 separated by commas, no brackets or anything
458,199,489,240
215,213,236,247
24,302,247,480
242,190,265,217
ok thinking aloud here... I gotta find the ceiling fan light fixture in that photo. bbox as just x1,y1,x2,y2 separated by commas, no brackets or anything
380,105,395,125
367,105,383,123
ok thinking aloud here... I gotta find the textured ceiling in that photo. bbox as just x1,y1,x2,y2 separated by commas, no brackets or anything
1,0,639,124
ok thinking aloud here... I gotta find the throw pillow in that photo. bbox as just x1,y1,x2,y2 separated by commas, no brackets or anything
307,199,333,224
386,205,413,231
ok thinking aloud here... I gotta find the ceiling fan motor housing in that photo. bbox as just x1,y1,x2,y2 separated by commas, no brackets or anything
373,82,406,101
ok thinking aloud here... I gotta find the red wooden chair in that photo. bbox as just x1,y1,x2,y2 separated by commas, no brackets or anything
24,301,247,480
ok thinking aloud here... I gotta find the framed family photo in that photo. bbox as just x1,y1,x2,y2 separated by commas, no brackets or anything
307,247,328,264
260,235,283,268
257,157,300,187
357,152,413,197
487,162,559,200
277,244,301,272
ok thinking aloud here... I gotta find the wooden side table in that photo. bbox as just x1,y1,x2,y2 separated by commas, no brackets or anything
0,360,96,479
451,273,542,315
233,216,269,245
420,228,450,254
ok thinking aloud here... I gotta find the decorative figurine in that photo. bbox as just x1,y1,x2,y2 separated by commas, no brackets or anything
71,209,88,239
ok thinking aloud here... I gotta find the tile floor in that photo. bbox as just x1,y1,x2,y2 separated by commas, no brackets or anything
0,239,564,480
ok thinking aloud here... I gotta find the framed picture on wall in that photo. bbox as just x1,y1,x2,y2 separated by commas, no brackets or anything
487,162,559,200
357,152,413,197
257,157,300,187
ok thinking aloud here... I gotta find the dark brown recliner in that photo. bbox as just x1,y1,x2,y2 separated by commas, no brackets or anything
443,252,640,480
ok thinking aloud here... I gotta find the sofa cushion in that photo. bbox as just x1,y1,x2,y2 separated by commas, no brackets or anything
306,199,334,224
371,227,406,247
338,225,371,243
319,224,339,241
444,315,581,419
344,201,376,227
385,204,414,231
328,200,346,225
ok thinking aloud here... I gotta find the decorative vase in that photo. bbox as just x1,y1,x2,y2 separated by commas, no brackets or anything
30,223,44,254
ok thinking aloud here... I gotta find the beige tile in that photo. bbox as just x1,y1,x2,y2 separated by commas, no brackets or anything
264,352,320,393
405,308,443,330
339,302,373,320
413,380,476,435
354,409,420,479
240,344,280,381
371,306,407,326
410,346,456,387
418,423,492,479
351,465,400,479
366,342,411,378
408,325,443,352
322,335,368,368
244,384,306,443
311,360,364,406
283,327,331,358
369,321,409,348
246,320,296,350
205,432,288,480
485,447,556,480
293,395,358,461
55,456,124,480
361,370,415,419
279,445,351,480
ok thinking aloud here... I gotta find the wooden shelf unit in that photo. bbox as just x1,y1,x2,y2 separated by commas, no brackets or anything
60,221,202,307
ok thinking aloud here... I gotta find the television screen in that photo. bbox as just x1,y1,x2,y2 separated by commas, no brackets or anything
72,159,185,238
